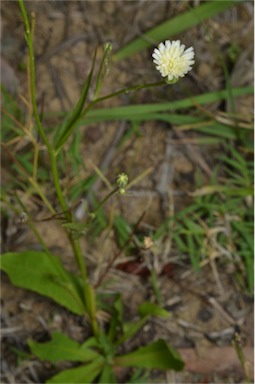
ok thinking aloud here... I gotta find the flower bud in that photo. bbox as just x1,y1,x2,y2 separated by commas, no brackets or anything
116,173,128,189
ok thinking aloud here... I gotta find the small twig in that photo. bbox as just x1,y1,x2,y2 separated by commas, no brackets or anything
207,296,236,326
32,211,67,222
232,331,251,384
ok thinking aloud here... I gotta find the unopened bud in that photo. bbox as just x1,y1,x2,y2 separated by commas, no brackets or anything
116,173,128,189
88,212,96,220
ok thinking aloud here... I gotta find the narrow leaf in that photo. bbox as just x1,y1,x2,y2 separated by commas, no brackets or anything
114,216,131,248
114,1,237,60
108,294,123,341
190,185,254,197
54,49,97,151
94,42,112,99
138,302,170,318
115,316,149,347
115,339,184,371
82,87,253,124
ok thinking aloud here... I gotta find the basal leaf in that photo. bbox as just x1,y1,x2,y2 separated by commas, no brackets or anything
47,358,104,384
29,332,100,363
114,339,184,371
1,251,85,315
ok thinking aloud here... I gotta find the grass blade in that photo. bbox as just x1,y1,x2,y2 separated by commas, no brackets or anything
114,1,237,61
81,87,253,124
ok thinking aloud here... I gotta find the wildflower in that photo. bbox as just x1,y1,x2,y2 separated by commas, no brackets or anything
116,173,128,189
116,173,129,195
152,40,195,83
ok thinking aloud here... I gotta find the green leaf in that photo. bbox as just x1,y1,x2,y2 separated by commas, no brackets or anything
113,294,123,323
94,42,112,99
69,174,98,202
149,269,163,305
98,331,115,358
98,364,117,383
88,195,108,238
81,337,100,349
114,1,237,60
114,339,184,371
54,49,98,151
108,294,123,341
187,122,238,139
191,185,254,197
113,216,131,248
187,233,200,272
28,332,100,363
84,282,98,332
1,86,23,141
127,368,149,384
46,358,104,384
115,316,149,347
68,128,84,174
1,251,85,315
82,87,253,124
138,302,170,318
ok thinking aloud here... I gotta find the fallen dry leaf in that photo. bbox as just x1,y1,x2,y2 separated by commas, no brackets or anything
179,346,254,379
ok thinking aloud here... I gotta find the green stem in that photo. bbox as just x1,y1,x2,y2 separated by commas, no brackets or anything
83,80,166,116
32,142,39,180
18,0,98,335
85,187,119,229
93,187,119,215
50,151,99,336
18,0,51,152
50,151,87,280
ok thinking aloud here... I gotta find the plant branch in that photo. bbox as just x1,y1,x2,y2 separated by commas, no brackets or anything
18,0,51,152
82,80,166,116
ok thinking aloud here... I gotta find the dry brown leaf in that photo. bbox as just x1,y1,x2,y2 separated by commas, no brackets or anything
179,346,254,379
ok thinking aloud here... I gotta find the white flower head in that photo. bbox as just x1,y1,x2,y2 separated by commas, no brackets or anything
152,40,195,83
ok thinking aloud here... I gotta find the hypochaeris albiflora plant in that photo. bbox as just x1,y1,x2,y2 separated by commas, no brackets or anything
1,1,195,382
